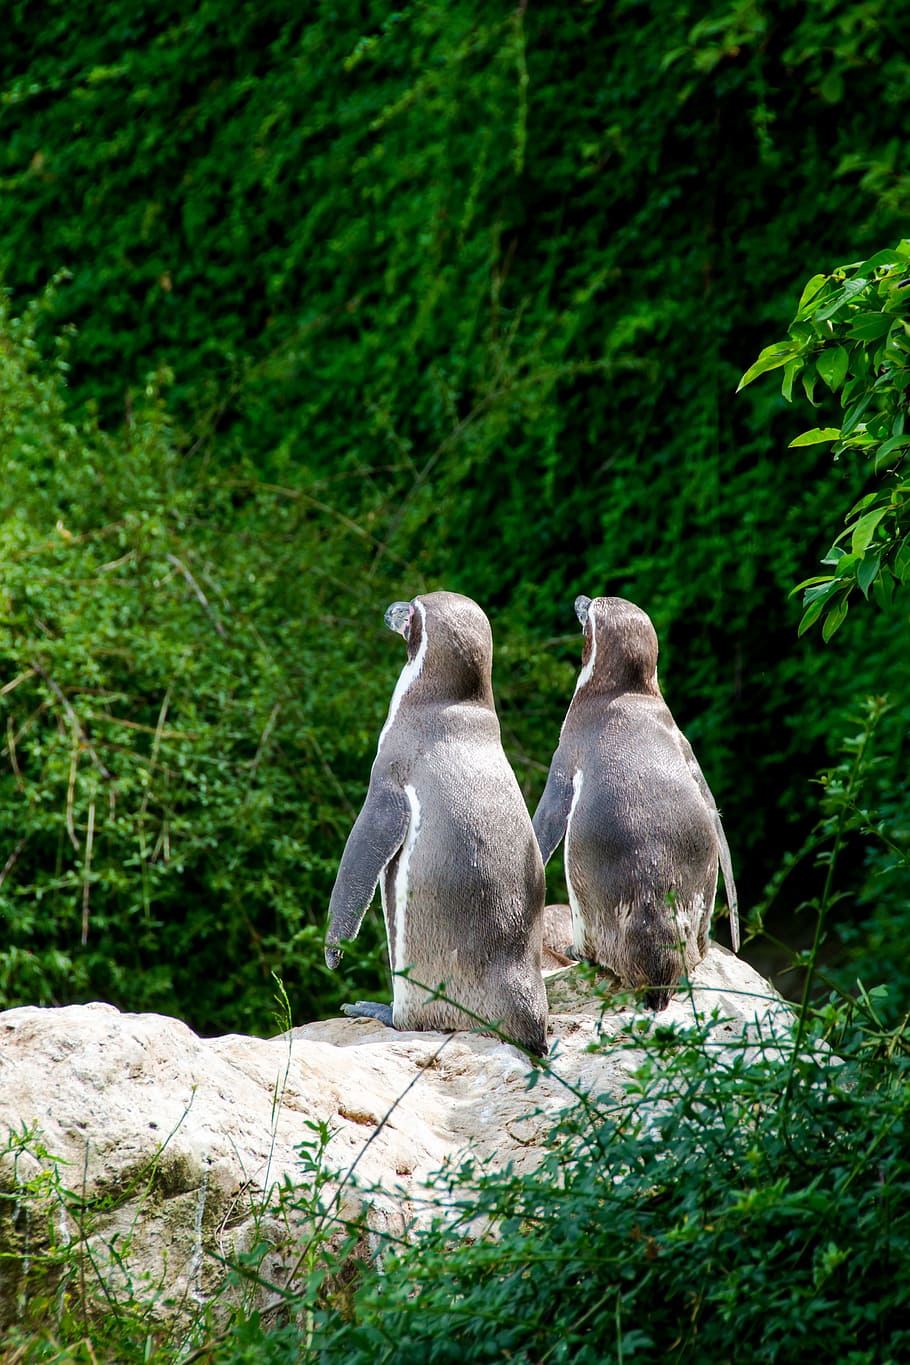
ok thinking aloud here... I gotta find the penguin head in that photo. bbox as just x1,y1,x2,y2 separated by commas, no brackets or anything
384,591,494,705
574,594,660,696
574,594,592,627
385,599,418,651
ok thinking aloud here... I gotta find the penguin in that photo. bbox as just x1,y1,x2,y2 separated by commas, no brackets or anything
325,591,549,1056
532,595,739,1010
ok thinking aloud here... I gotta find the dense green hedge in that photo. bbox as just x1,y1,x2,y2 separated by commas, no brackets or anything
2,0,909,1032
0,293,409,1030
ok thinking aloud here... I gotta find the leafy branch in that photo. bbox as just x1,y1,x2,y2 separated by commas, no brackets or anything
739,240,910,638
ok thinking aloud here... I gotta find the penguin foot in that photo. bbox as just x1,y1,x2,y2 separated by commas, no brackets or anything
341,1000,394,1027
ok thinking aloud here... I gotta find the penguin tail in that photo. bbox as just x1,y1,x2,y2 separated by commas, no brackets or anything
644,986,673,1011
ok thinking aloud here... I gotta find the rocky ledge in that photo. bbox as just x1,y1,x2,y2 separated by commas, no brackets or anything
0,944,789,1326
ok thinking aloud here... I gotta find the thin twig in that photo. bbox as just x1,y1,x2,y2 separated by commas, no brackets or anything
5,716,24,792
166,553,227,639
66,746,80,851
83,710,194,739
224,479,412,568
0,702,49,769
247,702,282,782
138,684,174,830
138,685,174,875
82,798,95,946
97,550,136,574
151,819,171,865
0,837,27,891
14,519,130,559
30,661,114,781
0,667,37,696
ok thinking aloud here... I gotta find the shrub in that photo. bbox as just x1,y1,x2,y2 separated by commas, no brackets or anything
0,292,396,1033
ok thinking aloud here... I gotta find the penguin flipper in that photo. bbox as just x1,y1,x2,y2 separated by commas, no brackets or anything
341,1001,394,1026
325,777,410,967
677,732,740,953
713,814,740,952
532,762,574,865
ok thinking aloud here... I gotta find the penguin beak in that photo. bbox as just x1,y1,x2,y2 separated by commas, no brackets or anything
574,595,592,629
384,601,412,639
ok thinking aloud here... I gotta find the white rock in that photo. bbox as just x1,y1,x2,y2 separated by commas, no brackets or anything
0,946,789,1326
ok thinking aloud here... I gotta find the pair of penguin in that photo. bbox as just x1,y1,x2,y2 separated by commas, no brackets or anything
324,591,739,1056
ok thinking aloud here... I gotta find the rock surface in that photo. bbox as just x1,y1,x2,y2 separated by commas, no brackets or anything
0,946,790,1325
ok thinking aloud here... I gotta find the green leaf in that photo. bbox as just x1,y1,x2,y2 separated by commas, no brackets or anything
821,594,850,641
819,69,844,104
894,535,910,582
788,428,841,447
833,551,859,579
843,352,871,393
856,550,881,598
820,545,847,565
801,365,819,406
873,566,895,608
814,277,870,321
815,346,849,392
795,572,839,589
781,358,799,402
850,506,888,555
736,343,795,393
846,312,894,342
840,390,874,436
801,579,837,606
797,596,827,636
789,320,816,345
874,443,910,474
874,433,910,464
846,491,885,518
856,249,904,273
795,273,829,319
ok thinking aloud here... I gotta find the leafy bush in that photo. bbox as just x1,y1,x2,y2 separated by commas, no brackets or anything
740,247,910,1023
0,292,398,1033
312,1012,910,1365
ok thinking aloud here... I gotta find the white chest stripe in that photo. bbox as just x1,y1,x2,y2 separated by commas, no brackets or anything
573,624,597,697
393,784,421,978
564,769,585,948
378,600,428,752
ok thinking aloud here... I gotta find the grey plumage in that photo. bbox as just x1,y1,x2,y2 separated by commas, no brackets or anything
533,595,739,1009
325,591,548,1055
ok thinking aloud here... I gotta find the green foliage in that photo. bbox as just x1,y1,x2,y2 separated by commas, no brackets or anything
2,0,910,1025
4,2,910,1355
740,241,910,638
312,1022,910,1365
0,292,398,1033
826,701,910,1025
